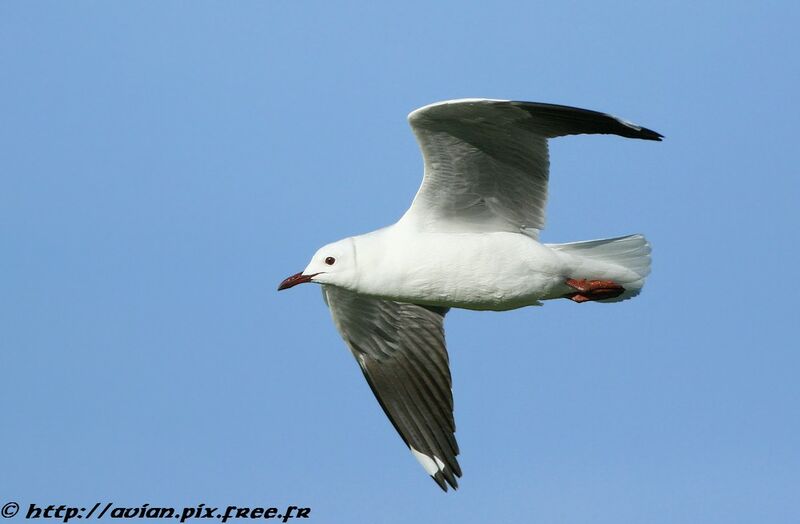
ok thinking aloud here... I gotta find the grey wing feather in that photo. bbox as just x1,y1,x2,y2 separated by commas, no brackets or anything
404,98,662,233
322,286,460,491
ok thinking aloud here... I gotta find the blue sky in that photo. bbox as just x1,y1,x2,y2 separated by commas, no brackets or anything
1,1,798,522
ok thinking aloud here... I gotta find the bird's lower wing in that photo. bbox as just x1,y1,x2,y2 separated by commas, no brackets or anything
322,285,460,491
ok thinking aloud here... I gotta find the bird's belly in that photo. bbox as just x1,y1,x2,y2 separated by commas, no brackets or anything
422,272,561,311
384,233,566,311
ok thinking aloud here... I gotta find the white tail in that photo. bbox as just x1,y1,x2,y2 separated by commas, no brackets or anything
546,234,651,302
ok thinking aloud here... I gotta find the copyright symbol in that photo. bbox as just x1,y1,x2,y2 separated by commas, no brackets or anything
1,502,19,518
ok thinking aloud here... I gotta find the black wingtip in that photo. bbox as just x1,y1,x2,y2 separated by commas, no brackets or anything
614,119,663,141
432,473,459,492
432,474,448,491
638,126,664,141
432,471,459,492
507,99,664,142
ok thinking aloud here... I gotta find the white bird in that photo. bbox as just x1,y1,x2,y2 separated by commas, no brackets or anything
278,99,662,491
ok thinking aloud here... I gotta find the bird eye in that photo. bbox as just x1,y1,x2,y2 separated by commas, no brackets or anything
325,256,336,265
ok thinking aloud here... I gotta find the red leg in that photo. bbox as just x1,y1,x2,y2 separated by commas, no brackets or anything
564,278,625,303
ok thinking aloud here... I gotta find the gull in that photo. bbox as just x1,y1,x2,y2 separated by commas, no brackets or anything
278,99,662,491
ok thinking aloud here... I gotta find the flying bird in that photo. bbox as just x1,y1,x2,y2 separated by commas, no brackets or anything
278,99,662,491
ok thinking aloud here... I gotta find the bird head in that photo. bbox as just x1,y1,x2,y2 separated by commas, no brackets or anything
278,237,357,291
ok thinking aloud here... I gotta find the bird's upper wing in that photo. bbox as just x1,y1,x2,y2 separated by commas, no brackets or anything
322,285,460,491
403,99,662,234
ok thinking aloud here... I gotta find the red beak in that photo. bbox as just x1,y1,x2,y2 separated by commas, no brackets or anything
277,272,318,291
